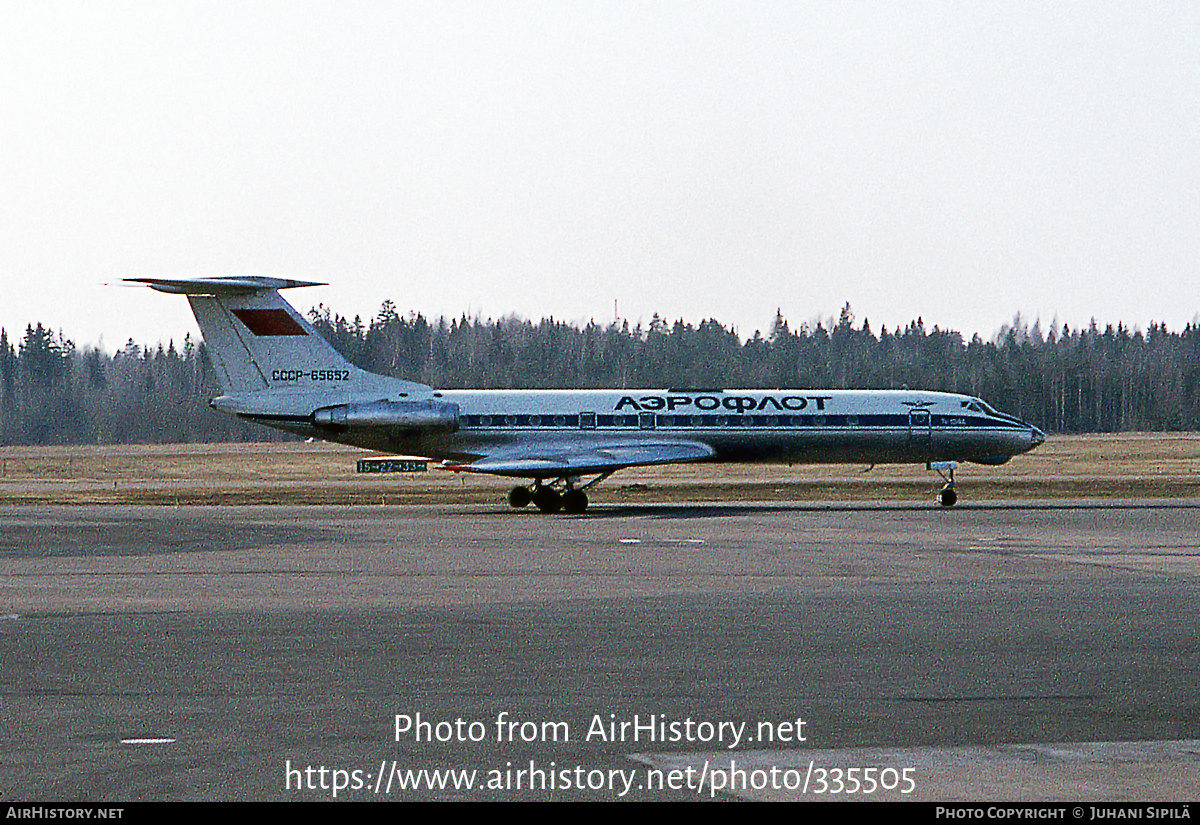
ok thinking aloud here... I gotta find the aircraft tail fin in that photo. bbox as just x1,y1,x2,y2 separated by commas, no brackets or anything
127,277,431,395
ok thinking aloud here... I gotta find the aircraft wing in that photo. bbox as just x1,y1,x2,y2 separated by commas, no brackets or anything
444,440,715,477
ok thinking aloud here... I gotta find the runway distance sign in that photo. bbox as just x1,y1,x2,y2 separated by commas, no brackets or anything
356,457,429,473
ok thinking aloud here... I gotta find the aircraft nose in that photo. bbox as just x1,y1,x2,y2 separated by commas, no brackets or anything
1030,426,1046,447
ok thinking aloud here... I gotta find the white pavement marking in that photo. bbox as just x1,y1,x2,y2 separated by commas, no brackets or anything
632,740,1200,802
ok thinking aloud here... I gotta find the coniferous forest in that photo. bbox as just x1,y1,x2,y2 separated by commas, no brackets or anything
3,301,1200,445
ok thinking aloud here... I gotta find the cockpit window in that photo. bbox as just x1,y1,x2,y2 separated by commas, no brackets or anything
961,397,1025,425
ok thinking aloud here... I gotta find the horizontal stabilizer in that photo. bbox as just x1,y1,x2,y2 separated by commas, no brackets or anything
125,276,324,295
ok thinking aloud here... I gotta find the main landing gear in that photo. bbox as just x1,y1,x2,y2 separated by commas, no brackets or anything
508,484,582,514
928,461,958,507
507,473,613,514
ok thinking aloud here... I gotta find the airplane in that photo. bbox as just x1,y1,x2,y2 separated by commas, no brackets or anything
128,276,1046,512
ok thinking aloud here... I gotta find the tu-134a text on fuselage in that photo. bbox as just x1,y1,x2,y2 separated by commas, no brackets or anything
130,276,1045,512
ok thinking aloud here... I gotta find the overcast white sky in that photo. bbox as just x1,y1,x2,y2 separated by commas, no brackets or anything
2,1,1197,352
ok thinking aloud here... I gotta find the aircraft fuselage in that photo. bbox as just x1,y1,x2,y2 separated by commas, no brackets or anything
223,386,1044,469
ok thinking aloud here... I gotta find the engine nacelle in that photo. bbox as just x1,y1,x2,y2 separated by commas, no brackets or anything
313,399,459,432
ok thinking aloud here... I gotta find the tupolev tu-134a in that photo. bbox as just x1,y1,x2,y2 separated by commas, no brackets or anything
130,276,1045,512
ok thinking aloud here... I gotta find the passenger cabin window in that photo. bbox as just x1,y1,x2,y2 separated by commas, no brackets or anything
579,412,596,430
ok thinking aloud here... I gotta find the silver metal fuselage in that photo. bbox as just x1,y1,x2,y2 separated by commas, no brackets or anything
222,386,1044,471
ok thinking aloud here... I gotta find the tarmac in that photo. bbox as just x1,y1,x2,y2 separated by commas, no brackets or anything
2,500,1199,801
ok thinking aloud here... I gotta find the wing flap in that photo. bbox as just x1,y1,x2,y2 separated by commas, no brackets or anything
446,441,715,477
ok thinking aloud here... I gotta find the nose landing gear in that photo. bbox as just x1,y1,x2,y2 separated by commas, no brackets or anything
928,461,959,507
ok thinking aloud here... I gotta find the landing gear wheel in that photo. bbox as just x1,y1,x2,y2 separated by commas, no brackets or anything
928,461,959,507
533,488,562,513
561,489,588,514
508,486,532,508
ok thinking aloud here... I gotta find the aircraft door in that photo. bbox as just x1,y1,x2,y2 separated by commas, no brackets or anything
908,408,931,457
